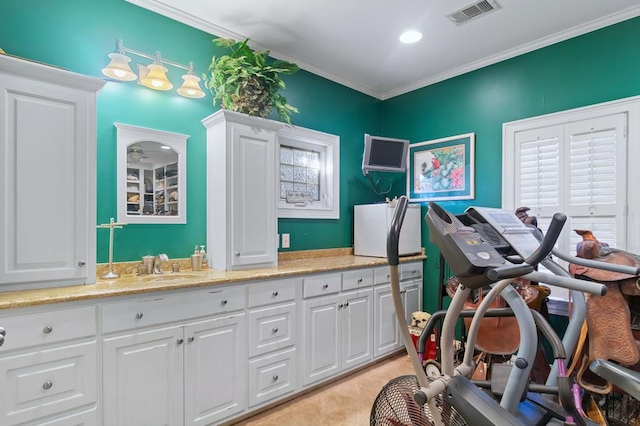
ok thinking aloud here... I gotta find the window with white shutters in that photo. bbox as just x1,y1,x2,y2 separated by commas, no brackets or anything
503,96,640,303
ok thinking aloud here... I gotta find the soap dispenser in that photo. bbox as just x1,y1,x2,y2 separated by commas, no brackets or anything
191,245,203,271
199,245,208,268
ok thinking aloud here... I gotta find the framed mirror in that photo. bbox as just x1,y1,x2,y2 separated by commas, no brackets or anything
115,123,189,224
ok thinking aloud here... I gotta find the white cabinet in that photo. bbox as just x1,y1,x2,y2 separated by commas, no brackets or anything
247,278,300,408
103,325,184,426
202,110,283,270
0,55,104,290
102,287,247,425
0,306,98,425
302,270,373,387
373,262,423,357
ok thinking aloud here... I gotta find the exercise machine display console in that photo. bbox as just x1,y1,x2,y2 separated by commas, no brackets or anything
466,206,541,259
425,202,505,289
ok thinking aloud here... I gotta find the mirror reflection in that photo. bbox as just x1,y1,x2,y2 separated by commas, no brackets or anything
115,123,188,224
125,141,179,216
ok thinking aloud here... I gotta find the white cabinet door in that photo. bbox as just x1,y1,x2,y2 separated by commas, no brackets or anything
0,56,103,287
302,294,340,386
401,279,422,326
341,288,373,370
373,284,401,357
184,313,246,426
203,110,282,271
230,123,277,268
103,326,184,426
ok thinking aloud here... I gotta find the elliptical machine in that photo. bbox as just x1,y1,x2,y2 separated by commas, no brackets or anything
373,196,639,426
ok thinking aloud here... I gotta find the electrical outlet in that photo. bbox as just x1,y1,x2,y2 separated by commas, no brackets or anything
282,233,290,249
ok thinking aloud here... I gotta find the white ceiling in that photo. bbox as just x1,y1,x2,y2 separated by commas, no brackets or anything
127,0,640,100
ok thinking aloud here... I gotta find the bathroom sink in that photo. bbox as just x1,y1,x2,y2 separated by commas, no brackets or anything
139,274,200,282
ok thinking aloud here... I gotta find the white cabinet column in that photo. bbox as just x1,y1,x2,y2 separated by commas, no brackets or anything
202,110,283,270
0,55,104,290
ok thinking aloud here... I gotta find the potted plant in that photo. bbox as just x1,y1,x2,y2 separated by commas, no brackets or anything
204,37,300,124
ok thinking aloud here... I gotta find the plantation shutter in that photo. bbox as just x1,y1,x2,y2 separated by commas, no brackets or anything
564,115,627,252
514,125,562,229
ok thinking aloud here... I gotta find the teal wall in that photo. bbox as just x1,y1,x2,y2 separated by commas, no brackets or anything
0,0,386,263
2,2,639,314
382,17,640,314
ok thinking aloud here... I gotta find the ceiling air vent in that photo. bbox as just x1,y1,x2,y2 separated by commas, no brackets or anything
447,0,501,26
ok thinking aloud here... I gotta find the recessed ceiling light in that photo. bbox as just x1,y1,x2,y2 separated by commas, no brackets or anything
160,145,171,150
399,30,422,44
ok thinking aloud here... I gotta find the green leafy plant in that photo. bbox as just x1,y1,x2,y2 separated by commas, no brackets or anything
204,38,300,124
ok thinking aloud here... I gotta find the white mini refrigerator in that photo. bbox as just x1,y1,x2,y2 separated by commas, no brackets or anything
354,203,422,257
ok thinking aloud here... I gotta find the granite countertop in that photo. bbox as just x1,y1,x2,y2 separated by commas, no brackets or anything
0,248,426,310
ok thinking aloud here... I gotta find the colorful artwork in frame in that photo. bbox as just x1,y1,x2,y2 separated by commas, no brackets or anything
407,133,475,202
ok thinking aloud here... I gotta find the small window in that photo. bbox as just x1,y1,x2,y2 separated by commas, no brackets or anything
277,126,339,219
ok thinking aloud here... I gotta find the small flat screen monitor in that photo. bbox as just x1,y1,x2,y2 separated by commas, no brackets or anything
361,134,409,175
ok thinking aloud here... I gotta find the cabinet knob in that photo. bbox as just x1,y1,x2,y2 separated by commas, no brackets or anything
42,381,53,390
412,269,417,274
0,335,3,348
0,327,5,337
135,312,144,320
357,278,363,283
322,284,328,289
221,299,228,306
400,290,406,294
338,303,343,308
177,338,184,345
187,336,195,343
272,327,278,334
272,375,279,381
272,291,279,297
43,325,53,334
344,302,349,307
387,274,391,279
234,252,240,257
77,260,86,267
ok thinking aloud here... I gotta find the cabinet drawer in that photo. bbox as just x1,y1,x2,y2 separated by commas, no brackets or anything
0,341,96,425
248,347,297,407
0,306,96,353
248,302,297,357
400,262,423,281
373,266,391,285
342,268,373,291
248,278,299,308
102,286,246,334
303,273,341,298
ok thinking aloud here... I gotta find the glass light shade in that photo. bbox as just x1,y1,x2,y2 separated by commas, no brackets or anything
102,53,137,81
140,63,173,91
177,73,205,98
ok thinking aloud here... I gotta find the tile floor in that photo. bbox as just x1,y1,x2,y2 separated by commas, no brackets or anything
231,353,415,425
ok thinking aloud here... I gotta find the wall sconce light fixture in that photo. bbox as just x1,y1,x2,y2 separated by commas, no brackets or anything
102,39,205,99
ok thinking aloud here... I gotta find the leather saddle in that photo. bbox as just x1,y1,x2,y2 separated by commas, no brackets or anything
569,229,640,394
446,276,540,355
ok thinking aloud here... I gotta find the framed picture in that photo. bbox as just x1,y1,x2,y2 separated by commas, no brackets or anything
407,133,475,202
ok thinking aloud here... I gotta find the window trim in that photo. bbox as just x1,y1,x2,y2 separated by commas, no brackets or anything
503,95,640,255
277,126,340,219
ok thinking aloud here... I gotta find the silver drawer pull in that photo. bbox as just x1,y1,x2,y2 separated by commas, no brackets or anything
387,274,391,279
0,327,5,337
135,312,144,320
42,381,53,390
338,303,343,308
77,260,86,267
234,252,240,256
272,327,278,334
187,336,195,343
177,338,184,345
272,291,279,297
43,325,53,334
357,278,363,283
344,302,349,307
272,375,279,381
412,269,417,274
322,284,328,289
221,299,228,306
0,335,4,348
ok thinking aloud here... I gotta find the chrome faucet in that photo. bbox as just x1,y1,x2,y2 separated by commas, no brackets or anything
153,253,169,274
